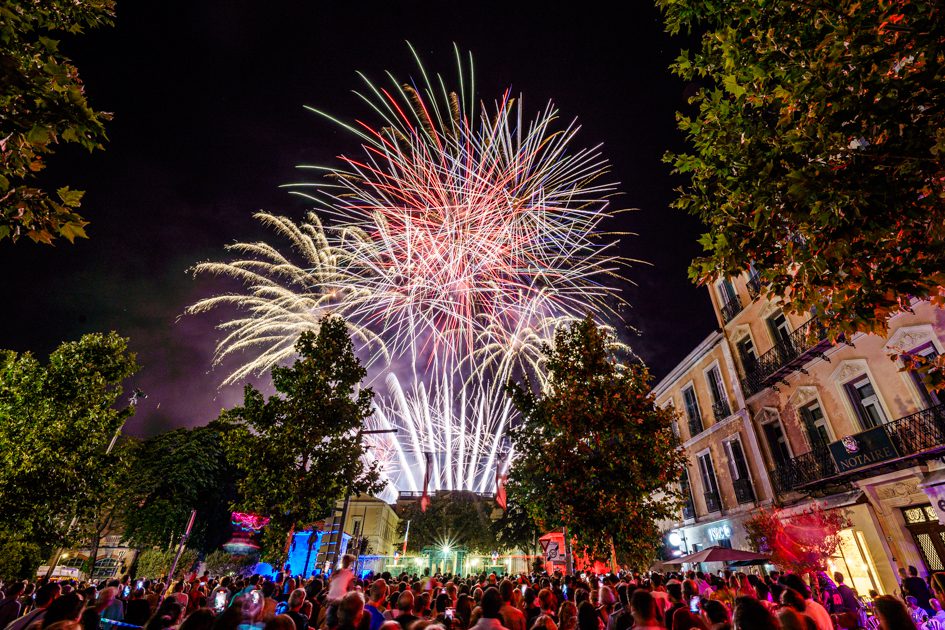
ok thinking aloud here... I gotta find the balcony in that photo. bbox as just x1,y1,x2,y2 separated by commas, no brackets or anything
747,272,762,299
741,317,834,396
720,294,743,323
704,490,722,513
712,399,732,421
771,403,945,493
732,477,756,504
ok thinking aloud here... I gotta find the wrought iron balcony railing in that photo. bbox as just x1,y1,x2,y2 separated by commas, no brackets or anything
771,403,945,493
732,477,756,504
741,317,833,396
747,272,762,299
720,294,743,323
704,490,722,513
712,399,732,421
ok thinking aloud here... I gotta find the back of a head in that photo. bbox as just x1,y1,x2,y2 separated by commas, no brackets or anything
435,593,450,614
43,593,85,628
35,584,59,608
370,579,388,603
288,588,306,610
397,590,414,613
263,615,297,630
732,596,777,630
875,595,916,629
778,574,810,600
671,608,707,630
499,580,515,603
210,603,244,630
909,566,919,577
776,608,807,630
341,555,355,570
702,600,728,624
178,608,216,630
779,588,806,613
666,583,682,602
338,592,365,627
577,601,598,630
145,600,184,630
480,587,503,619
630,590,656,621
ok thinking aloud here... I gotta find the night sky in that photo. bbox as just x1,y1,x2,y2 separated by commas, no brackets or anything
2,1,715,436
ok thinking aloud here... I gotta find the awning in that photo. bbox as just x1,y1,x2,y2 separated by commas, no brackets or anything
663,545,769,565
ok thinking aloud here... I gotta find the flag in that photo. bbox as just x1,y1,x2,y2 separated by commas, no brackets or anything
420,452,432,512
495,470,508,510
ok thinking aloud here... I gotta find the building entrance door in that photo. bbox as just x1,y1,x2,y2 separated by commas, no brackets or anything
902,504,945,572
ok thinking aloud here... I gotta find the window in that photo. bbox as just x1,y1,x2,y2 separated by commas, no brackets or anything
706,364,730,419
845,374,887,429
738,337,758,371
762,419,792,467
683,385,703,435
907,342,942,408
724,438,750,481
698,452,721,512
717,279,737,304
798,400,831,449
767,312,792,347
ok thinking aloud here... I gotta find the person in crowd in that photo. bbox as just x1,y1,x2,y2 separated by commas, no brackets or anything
778,575,830,630
283,589,309,630
125,588,152,627
699,600,729,630
264,615,297,630
394,591,419,630
707,581,733,611
663,583,685,630
456,594,473,630
41,593,85,630
537,590,557,624
669,608,707,630
576,602,598,630
336,592,365,630
529,615,556,630
210,599,244,630
364,578,387,630
778,590,814,630
902,565,934,615
0,583,26,629
931,597,945,623
179,608,216,630
650,575,669,619
731,597,777,630
7,582,61,630
628,591,661,630
556,602,577,630
905,596,929,624
873,595,917,630
469,588,509,630
144,599,184,630
498,582,525,630
81,587,116,630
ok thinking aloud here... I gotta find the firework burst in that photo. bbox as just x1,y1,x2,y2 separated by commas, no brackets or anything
190,45,630,493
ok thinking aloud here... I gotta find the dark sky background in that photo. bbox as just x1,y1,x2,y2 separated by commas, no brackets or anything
1,1,716,436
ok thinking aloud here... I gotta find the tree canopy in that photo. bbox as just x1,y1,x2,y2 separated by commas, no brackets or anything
221,316,382,565
0,332,138,550
506,317,685,569
119,421,242,554
1,0,115,244
660,1,945,345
